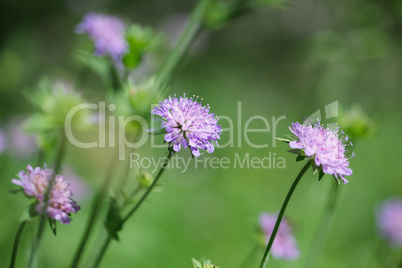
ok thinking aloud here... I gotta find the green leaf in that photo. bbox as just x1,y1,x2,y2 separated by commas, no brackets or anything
147,128,166,135
296,154,306,162
288,149,304,155
333,176,341,190
48,219,57,236
28,203,39,218
122,53,142,69
74,50,110,81
276,137,291,144
123,24,165,69
19,206,33,223
192,258,203,268
9,188,25,197
318,168,325,181
105,198,123,241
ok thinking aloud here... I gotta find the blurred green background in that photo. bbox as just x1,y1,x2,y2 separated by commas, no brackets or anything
1,0,401,267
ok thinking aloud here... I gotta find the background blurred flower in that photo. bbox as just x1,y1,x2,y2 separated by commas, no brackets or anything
150,95,221,157
289,120,354,184
376,198,402,247
6,118,37,158
75,12,128,60
61,166,90,202
12,165,81,224
259,213,299,260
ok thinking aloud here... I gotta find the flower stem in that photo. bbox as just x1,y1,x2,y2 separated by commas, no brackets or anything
92,236,111,268
92,150,174,268
69,153,119,268
28,130,67,268
156,0,213,89
9,220,28,268
259,160,312,268
122,150,174,224
304,184,339,268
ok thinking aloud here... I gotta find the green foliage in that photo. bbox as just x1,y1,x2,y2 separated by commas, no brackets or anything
191,257,218,268
122,25,165,69
137,170,154,189
126,77,162,118
24,78,89,149
204,0,287,29
339,104,378,141
105,198,123,241
74,50,110,82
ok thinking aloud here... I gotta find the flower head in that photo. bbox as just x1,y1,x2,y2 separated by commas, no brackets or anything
12,165,80,224
150,95,221,157
289,119,354,184
259,213,299,260
376,198,402,247
75,12,128,60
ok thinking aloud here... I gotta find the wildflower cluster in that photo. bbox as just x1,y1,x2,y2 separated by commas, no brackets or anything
289,120,354,183
12,165,80,224
150,95,222,157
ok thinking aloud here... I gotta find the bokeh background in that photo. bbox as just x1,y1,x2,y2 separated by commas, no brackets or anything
0,0,401,267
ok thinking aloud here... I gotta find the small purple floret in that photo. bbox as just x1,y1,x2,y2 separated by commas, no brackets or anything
150,95,221,157
75,12,128,60
259,213,300,260
376,198,402,247
289,120,353,183
12,165,80,224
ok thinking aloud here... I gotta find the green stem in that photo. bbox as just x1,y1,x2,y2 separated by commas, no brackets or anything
28,130,66,268
259,160,312,268
36,149,44,167
109,63,122,91
93,236,111,268
70,154,119,268
9,220,28,268
92,150,174,268
156,0,213,89
122,150,174,224
304,184,339,268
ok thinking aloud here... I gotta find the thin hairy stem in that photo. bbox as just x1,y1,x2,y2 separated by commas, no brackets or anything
70,153,119,268
92,150,174,268
9,220,28,268
259,161,312,268
28,130,67,268
156,0,213,90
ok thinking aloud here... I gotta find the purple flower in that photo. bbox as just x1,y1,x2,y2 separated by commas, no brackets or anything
75,12,128,60
12,165,80,224
376,198,402,247
150,95,221,157
289,120,354,184
259,213,300,260
8,119,37,157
